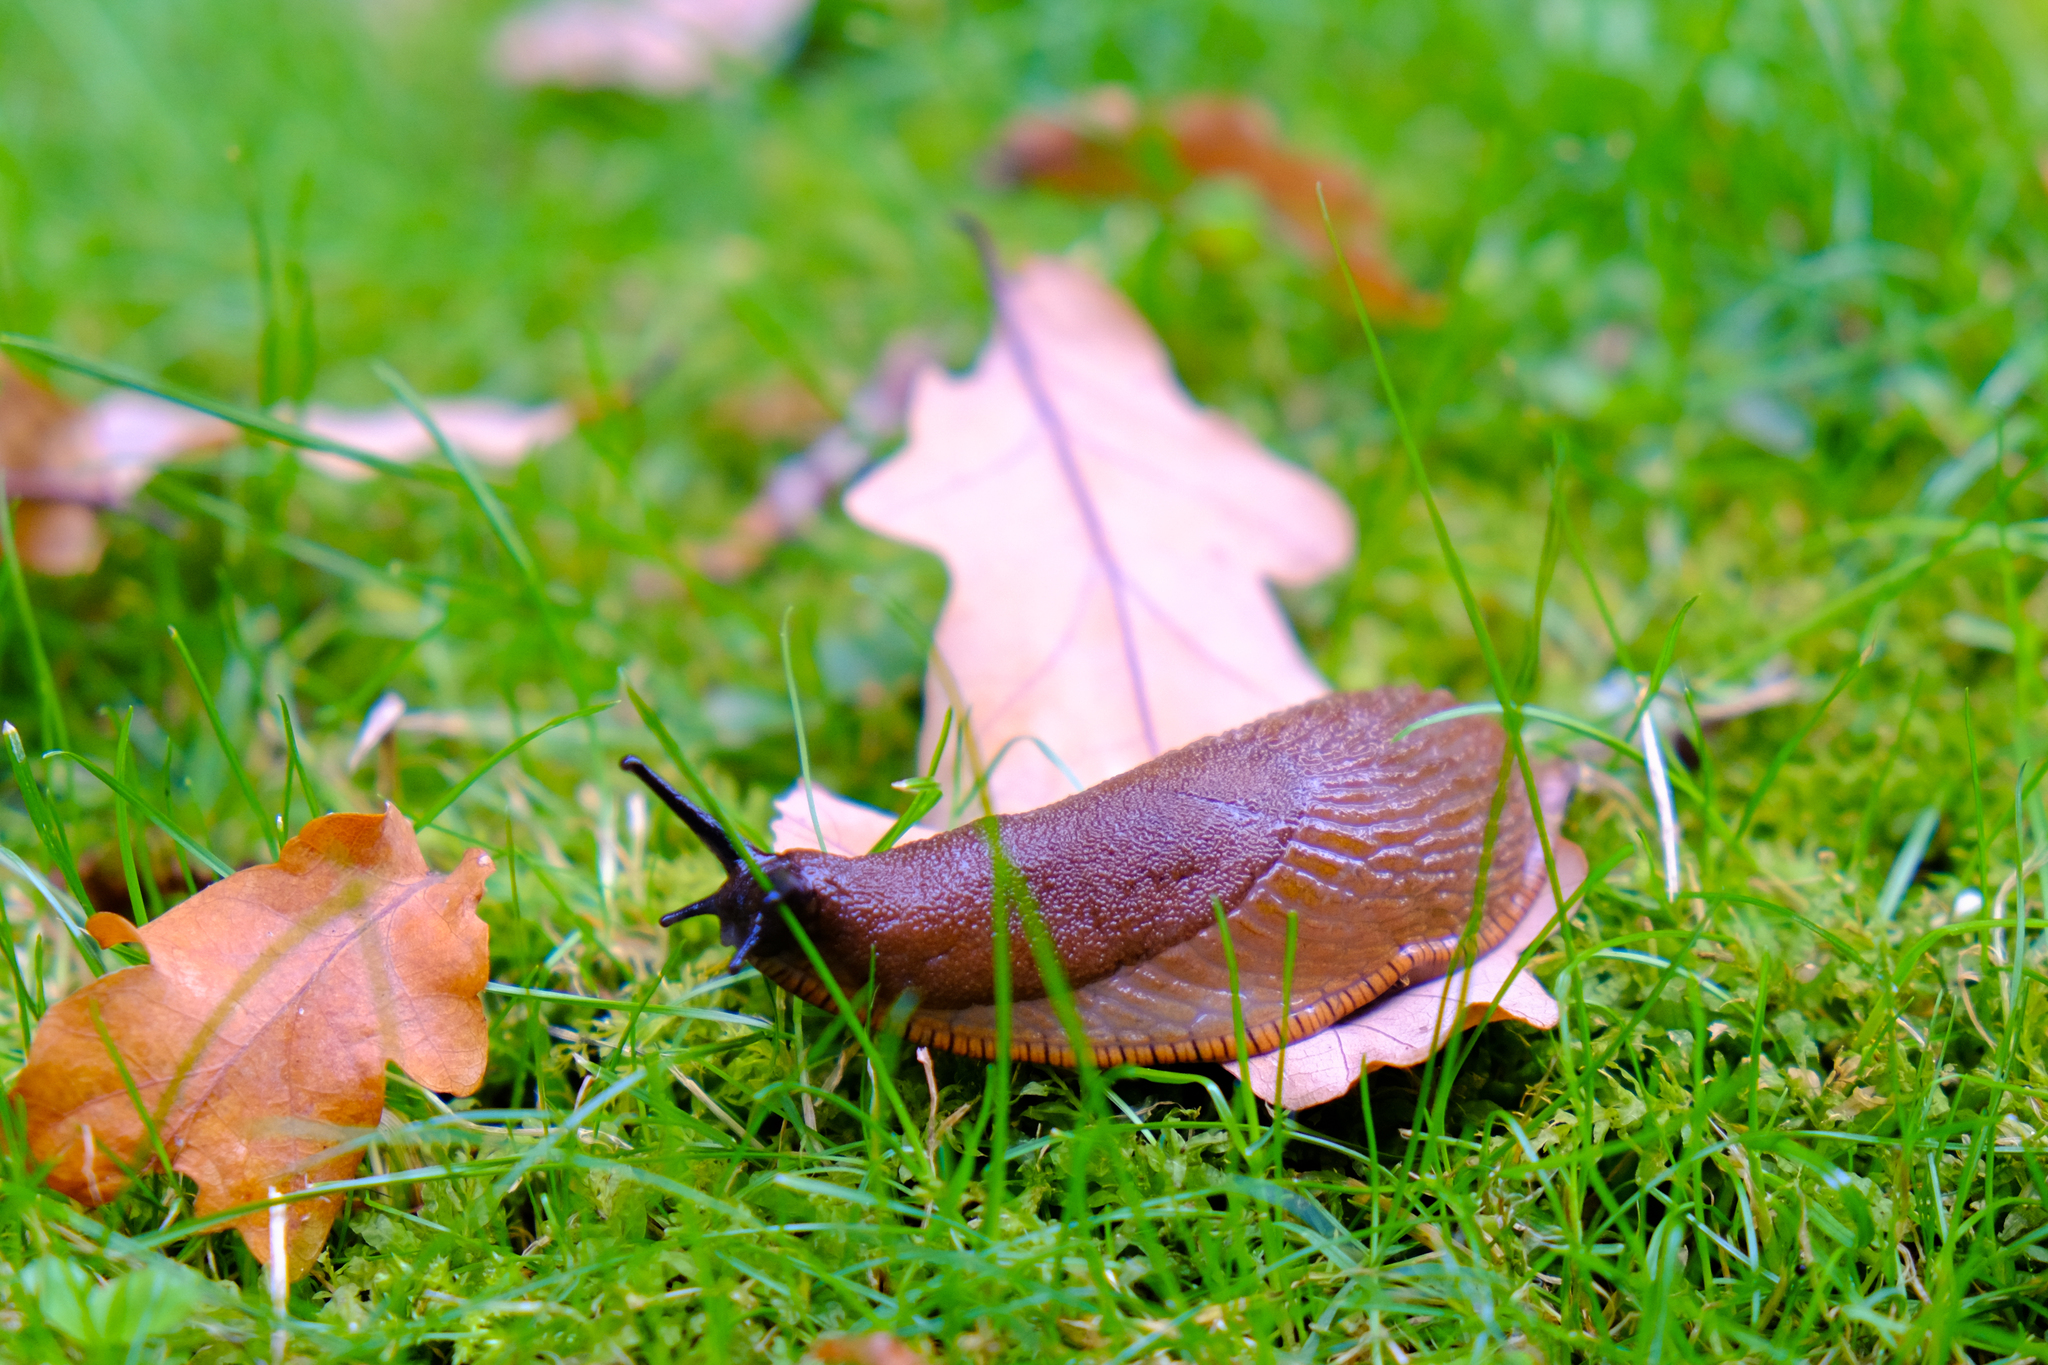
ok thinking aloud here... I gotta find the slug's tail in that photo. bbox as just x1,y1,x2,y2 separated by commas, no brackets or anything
621,755,774,972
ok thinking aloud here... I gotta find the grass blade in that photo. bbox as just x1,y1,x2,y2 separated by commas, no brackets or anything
55,749,234,880
111,709,149,923
372,361,584,701
3,723,89,914
1875,806,1940,923
780,606,827,854
1732,651,1863,841
0,473,66,751
1619,597,1697,740
0,333,440,482
415,699,616,828
167,625,279,859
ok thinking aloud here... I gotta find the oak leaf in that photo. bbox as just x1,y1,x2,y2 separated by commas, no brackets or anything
837,256,1354,821
8,806,492,1279
772,786,931,857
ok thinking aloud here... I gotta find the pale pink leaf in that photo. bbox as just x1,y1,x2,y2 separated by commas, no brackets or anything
769,786,938,857
8,391,568,496
79,393,237,498
298,399,574,481
492,0,811,96
2,391,234,506
843,257,1354,818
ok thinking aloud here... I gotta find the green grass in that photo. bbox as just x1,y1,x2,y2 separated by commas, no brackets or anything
6,0,2048,1359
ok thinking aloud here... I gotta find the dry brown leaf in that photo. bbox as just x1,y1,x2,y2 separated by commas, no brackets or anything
1224,766,1583,1109
992,89,1437,321
493,0,811,96
83,911,144,948
0,356,75,473
8,806,492,1279
806,1333,931,1365
837,256,1353,820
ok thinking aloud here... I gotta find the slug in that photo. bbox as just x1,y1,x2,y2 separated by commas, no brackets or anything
624,685,1548,1068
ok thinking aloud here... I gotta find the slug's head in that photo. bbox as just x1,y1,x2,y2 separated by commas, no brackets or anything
620,755,799,971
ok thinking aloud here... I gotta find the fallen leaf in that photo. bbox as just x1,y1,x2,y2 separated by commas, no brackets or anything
3,360,235,510
1224,766,1583,1109
992,89,1436,321
293,398,574,482
493,0,811,96
1,355,570,575
839,255,1354,820
806,1333,930,1365
773,784,934,857
84,912,143,948
8,806,492,1279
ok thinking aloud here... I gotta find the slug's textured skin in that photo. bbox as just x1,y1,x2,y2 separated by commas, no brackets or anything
642,686,1547,1068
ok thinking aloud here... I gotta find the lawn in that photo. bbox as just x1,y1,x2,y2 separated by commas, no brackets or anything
4,0,2048,1360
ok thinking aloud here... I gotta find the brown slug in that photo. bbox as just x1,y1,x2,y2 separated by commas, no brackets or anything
624,685,1547,1068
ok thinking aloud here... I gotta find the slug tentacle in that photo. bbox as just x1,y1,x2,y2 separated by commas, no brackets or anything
632,686,1567,1069
625,754,784,972
621,755,760,876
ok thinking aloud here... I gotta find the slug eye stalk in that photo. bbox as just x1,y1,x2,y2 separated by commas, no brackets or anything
620,754,779,973
619,754,756,874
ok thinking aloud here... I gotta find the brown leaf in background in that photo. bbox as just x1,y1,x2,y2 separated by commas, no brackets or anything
0,359,200,575
1225,767,1583,1109
8,807,492,1279
993,88,1438,321
836,256,1354,820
